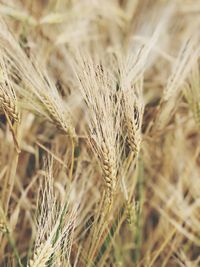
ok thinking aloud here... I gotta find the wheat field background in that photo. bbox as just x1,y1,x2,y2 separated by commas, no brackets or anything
0,0,200,266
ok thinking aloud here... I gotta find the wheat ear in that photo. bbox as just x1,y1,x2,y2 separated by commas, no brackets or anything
123,80,144,158
125,105,142,156
73,49,120,204
100,141,117,203
184,63,200,128
28,242,54,267
0,58,20,122
39,93,75,137
0,90,19,122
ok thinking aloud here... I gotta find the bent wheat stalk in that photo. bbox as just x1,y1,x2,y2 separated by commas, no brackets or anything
72,50,120,204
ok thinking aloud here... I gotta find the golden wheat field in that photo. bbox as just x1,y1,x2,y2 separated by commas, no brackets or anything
0,0,200,266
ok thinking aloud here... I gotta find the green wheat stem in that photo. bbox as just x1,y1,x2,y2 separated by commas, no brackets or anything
132,156,144,264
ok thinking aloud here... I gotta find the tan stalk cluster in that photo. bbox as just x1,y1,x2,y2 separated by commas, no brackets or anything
0,20,74,137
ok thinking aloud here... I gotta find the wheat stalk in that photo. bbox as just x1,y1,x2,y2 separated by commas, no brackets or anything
73,49,121,204
29,159,77,267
